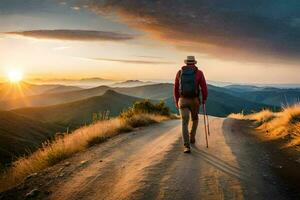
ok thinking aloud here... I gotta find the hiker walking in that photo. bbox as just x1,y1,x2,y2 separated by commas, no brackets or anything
174,56,208,153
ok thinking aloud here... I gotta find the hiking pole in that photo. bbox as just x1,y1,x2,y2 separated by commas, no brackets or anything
203,103,210,136
203,104,209,148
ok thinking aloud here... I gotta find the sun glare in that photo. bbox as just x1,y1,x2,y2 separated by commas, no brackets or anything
8,70,23,83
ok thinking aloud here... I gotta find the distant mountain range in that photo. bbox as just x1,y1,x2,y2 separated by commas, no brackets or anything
224,85,300,106
1,81,299,166
1,82,295,112
0,83,174,110
28,78,116,88
111,80,155,88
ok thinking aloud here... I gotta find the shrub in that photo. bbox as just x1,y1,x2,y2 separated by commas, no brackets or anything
120,100,170,119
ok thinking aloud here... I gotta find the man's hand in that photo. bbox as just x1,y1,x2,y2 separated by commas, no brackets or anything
202,100,206,105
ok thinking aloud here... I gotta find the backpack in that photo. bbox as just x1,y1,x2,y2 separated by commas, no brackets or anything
179,67,199,98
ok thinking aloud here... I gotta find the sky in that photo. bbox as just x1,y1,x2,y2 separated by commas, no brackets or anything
0,0,299,84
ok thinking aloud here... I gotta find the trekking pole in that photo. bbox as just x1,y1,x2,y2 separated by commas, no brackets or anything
203,104,210,136
203,104,209,148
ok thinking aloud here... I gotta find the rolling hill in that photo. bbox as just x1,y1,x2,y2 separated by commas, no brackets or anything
0,82,60,101
0,82,83,103
0,83,281,117
0,111,62,167
13,90,142,129
42,85,82,94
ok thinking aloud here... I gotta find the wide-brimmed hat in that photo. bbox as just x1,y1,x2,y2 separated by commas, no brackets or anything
184,56,197,64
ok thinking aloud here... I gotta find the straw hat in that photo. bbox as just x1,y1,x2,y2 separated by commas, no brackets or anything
184,56,197,64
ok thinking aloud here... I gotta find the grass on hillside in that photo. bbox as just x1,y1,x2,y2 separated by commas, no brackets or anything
0,100,174,192
229,104,300,147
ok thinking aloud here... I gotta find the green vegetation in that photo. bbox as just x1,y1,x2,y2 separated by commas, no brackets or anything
119,100,171,128
120,100,170,118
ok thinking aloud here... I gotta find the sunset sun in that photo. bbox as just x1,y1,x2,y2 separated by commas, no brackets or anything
7,69,23,83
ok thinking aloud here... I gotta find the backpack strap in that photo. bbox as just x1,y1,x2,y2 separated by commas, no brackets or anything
179,70,182,96
195,68,199,96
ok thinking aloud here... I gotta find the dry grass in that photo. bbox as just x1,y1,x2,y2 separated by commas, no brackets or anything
0,113,169,192
229,104,300,147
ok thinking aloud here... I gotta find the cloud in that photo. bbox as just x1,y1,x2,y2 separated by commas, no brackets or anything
6,29,135,41
81,0,300,63
90,58,174,64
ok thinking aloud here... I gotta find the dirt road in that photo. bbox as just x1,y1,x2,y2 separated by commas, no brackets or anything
1,117,296,200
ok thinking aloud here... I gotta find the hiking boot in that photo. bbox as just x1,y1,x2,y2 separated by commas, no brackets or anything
183,147,191,153
190,135,196,144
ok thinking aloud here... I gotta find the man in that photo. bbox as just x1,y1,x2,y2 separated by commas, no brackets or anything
174,56,208,153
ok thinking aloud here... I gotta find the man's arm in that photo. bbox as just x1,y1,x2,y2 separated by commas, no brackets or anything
199,71,208,103
173,71,180,108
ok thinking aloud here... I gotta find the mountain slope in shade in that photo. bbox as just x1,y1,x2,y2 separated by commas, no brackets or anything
225,85,300,106
0,111,62,166
13,90,142,129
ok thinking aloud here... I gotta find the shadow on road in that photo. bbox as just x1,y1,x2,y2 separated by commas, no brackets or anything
222,118,294,200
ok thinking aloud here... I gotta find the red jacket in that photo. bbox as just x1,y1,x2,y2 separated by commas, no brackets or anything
174,64,208,107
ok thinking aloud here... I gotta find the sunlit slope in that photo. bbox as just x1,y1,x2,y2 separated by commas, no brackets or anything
0,85,110,110
229,104,300,147
0,82,58,101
